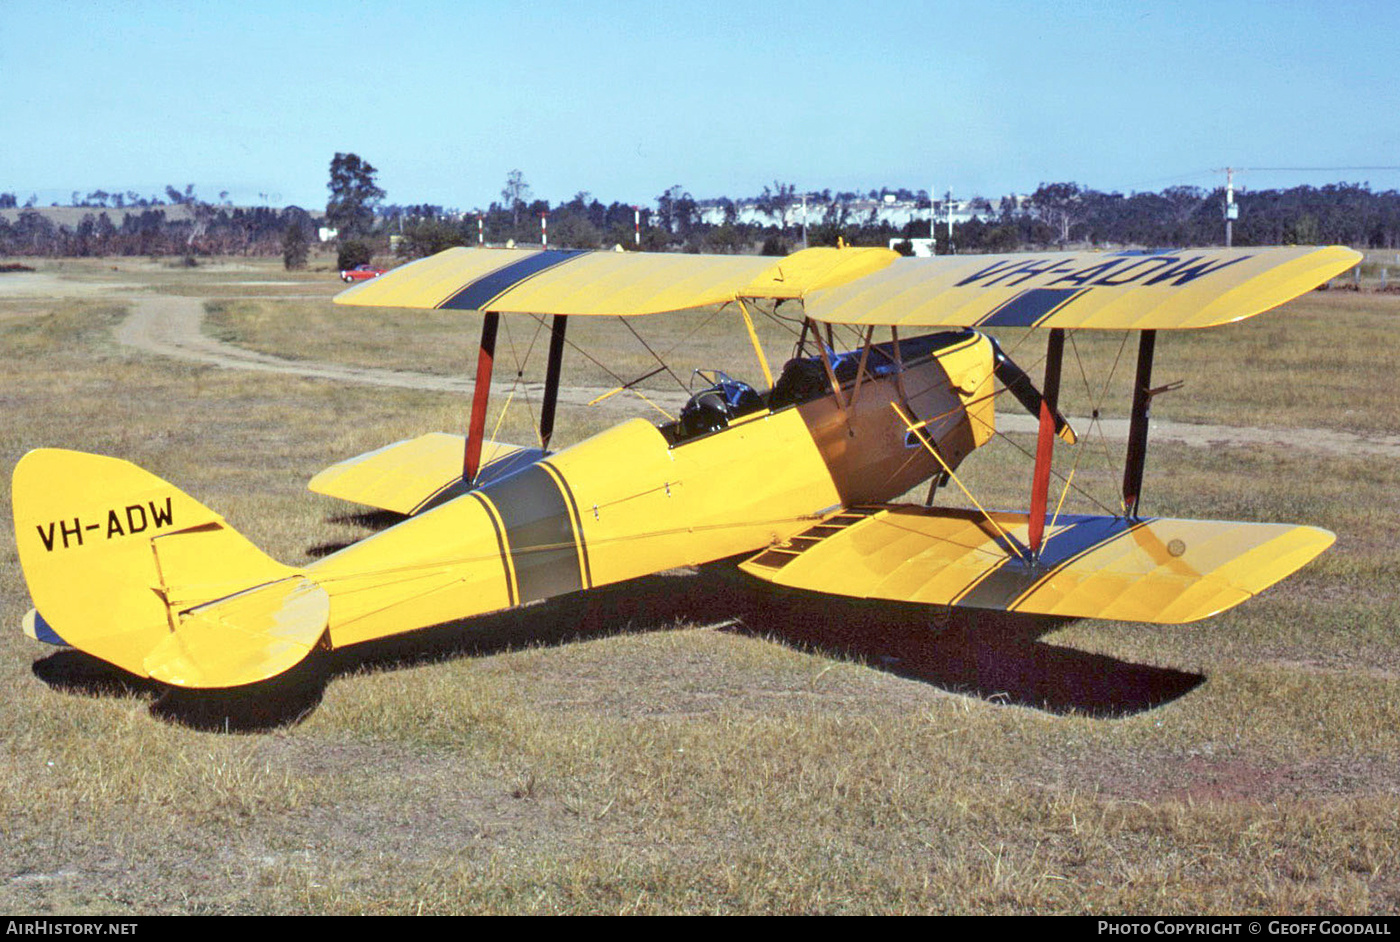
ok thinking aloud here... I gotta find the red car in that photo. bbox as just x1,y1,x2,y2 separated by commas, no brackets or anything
340,264,387,283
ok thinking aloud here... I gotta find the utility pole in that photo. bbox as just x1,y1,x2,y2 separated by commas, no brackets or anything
945,188,956,254
1224,167,1237,247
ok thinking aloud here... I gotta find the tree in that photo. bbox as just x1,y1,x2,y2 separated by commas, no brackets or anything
337,239,373,271
715,197,738,227
282,220,308,270
326,152,386,238
807,200,852,248
757,181,798,235
655,184,697,237
165,184,197,205
397,218,469,259
1030,182,1088,245
501,170,531,227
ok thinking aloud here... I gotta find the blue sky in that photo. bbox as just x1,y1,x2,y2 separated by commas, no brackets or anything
3,0,1398,209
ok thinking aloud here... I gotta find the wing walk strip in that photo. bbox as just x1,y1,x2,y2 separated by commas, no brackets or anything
745,506,884,569
438,249,590,311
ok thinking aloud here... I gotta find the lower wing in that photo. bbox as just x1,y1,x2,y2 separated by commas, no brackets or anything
309,432,543,515
739,505,1333,624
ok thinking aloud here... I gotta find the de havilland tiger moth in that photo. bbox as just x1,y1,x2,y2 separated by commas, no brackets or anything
12,242,1361,689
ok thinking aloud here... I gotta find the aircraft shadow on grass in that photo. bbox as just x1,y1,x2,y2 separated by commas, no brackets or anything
31,556,1203,732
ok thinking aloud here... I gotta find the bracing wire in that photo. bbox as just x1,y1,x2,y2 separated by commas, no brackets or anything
618,316,688,391
524,313,677,420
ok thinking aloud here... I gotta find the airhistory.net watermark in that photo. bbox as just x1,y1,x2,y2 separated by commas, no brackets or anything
5,923,136,936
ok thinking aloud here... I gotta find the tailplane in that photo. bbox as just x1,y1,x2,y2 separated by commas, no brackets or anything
12,449,327,687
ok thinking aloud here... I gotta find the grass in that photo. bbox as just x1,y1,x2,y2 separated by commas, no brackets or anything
0,256,1397,914
204,295,808,405
204,275,1400,436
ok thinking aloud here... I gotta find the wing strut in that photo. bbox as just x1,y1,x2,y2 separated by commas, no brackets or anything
1027,328,1065,556
464,312,499,484
1122,329,1156,519
811,318,847,410
735,300,774,389
891,402,1028,562
539,314,568,451
889,326,908,403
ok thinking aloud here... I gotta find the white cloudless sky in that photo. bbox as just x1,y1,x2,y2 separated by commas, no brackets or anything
3,0,1398,209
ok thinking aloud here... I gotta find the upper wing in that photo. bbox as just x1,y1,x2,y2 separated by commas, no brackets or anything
334,245,899,315
337,243,1358,330
739,505,1333,624
804,246,1360,330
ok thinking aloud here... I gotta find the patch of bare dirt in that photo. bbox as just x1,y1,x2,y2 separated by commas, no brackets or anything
1101,752,1400,805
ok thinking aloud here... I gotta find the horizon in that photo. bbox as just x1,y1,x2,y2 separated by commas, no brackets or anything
8,176,1400,217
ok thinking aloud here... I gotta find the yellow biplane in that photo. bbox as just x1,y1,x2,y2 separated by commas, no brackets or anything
13,243,1359,688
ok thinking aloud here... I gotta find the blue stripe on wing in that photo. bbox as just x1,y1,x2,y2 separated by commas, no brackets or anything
955,514,1144,611
438,249,589,311
978,287,1087,327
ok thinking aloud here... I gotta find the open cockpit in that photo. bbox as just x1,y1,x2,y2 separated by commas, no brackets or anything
659,329,983,446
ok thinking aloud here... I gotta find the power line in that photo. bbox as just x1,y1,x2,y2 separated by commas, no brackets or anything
1119,165,1400,193
1218,165,1400,173
1118,168,1219,191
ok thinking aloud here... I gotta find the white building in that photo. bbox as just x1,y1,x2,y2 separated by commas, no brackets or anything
695,195,1019,230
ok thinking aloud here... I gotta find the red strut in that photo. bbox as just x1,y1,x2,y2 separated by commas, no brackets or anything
1027,329,1065,557
464,312,499,484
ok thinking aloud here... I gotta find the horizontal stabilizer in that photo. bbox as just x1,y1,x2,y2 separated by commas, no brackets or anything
144,576,329,687
309,433,543,515
739,505,1334,624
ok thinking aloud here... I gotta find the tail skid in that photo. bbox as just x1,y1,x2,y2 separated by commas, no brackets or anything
12,449,327,688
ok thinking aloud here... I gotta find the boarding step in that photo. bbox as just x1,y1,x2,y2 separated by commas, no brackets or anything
744,505,885,571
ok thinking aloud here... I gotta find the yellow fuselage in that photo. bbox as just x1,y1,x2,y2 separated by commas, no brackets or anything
311,332,996,649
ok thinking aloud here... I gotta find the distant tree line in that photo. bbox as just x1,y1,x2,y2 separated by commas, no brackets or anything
0,202,317,258
7,168,1400,260
0,184,232,211
998,181,1400,251
390,190,653,258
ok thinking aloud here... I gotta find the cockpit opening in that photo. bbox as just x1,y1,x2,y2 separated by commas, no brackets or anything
659,329,980,446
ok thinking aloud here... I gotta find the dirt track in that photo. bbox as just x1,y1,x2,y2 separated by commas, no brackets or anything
114,292,678,413
103,291,1400,459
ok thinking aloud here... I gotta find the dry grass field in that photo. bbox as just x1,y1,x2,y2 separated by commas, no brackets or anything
0,255,1397,914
